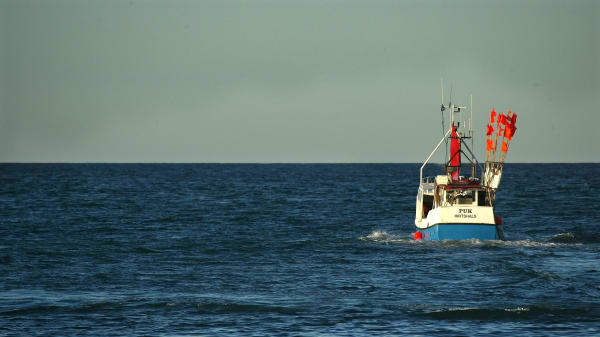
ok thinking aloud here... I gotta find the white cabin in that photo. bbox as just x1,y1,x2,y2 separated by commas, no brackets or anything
415,175,495,229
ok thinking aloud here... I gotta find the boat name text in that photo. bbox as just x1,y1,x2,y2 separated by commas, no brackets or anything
455,209,476,218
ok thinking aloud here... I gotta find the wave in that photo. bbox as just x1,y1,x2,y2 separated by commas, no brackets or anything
496,239,567,248
0,297,303,317
413,304,599,321
0,305,61,316
134,246,161,254
549,232,577,243
0,301,123,316
548,231,600,244
195,302,303,315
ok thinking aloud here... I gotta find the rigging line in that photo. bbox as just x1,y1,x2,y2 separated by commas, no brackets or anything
446,83,453,165
440,78,447,166
444,113,448,165
441,106,445,156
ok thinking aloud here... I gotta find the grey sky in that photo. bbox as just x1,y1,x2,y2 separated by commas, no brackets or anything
1,0,598,163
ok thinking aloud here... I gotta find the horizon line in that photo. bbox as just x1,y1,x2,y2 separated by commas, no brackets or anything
1,162,598,165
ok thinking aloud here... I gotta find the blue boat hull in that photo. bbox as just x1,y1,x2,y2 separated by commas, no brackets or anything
417,224,500,241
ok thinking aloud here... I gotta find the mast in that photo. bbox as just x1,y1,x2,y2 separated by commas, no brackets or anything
446,99,466,181
450,122,461,180
432,82,481,185
470,95,475,178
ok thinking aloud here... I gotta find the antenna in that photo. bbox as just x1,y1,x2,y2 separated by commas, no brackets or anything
449,84,454,126
440,78,448,164
470,94,475,178
440,78,446,112
440,78,444,107
466,94,468,133
470,94,473,143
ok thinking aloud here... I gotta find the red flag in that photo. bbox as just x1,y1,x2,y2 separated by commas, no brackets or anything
486,124,494,136
501,141,508,152
505,111,517,140
497,126,504,136
490,109,496,124
498,113,508,126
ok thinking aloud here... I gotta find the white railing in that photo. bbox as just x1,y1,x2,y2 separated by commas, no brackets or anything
420,128,451,184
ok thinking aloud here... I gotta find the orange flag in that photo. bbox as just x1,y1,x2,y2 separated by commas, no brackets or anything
504,124,513,140
486,139,494,152
486,124,494,136
490,109,496,124
501,141,508,152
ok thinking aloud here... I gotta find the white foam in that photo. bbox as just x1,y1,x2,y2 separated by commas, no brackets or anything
359,230,410,243
432,306,478,313
504,307,530,312
499,239,580,248
553,232,575,239
359,231,583,247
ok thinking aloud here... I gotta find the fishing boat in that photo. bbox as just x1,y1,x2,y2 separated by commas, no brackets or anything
414,87,518,241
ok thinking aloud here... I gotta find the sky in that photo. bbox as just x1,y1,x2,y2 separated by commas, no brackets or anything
1,0,598,163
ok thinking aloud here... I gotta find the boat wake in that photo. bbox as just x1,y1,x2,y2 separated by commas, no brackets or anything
360,230,595,247
359,230,411,243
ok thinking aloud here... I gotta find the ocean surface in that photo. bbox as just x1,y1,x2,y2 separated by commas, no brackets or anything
1,163,599,336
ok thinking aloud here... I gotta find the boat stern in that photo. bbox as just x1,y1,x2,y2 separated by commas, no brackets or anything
417,223,500,241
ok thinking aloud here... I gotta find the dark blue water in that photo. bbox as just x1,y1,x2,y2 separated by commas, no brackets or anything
1,163,599,336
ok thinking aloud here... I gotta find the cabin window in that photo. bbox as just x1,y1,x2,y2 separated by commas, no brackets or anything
456,190,475,205
423,195,434,216
477,191,487,206
477,191,489,206
446,190,475,205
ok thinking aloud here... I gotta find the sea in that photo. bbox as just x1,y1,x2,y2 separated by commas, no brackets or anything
1,163,599,336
